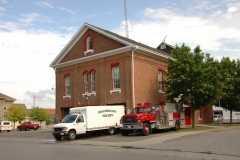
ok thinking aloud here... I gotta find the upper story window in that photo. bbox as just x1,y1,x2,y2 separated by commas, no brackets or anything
158,67,164,93
64,73,70,96
90,70,96,92
111,62,120,91
84,34,94,55
87,36,92,50
82,69,96,97
84,72,88,93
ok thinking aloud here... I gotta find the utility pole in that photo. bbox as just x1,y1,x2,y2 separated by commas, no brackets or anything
33,95,43,108
124,0,129,38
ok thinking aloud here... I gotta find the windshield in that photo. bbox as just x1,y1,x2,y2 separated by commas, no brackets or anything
61,115,77,123
131,108,147,113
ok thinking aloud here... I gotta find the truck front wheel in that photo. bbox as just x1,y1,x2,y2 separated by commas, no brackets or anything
68,130,76,140
121,130,129,136
141,123,150,136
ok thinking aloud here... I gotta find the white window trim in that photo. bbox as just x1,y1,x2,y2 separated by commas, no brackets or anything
198,110,202,120
91,71,95,92
84,72,89,94
158,90,165,94
82,92,96,97
63,95,71,99
84,49,94,56
110,89,121,94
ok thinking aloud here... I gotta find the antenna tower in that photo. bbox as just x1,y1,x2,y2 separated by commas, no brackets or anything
124,0,129,38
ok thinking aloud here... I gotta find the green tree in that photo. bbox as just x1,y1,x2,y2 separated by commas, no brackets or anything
219,58,240,124
29,107,52,126
5,104,29,129
164,44,223,128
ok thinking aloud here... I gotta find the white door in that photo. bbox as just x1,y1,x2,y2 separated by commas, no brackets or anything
75,114,86,134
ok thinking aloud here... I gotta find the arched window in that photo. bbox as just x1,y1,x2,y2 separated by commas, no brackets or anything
84,34,94,55
111,62,120,90
86,36,92,50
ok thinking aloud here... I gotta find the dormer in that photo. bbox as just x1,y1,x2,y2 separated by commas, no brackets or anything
156,42,175,55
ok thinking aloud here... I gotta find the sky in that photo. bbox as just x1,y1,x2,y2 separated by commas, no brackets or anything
0,0,240,109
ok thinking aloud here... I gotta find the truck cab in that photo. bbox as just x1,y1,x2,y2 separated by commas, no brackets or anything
120,102,156,136
120,102,183,136
52,113,86,140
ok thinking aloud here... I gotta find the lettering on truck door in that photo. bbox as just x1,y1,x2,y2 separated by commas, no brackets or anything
75,114,86,134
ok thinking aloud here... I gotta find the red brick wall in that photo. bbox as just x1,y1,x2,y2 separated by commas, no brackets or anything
60,29,126,63
194,106,213,124
134,53,169,106
55,28,171,121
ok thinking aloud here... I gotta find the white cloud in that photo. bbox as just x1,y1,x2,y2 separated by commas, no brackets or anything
211,11,223,17
1,0,7,4
228,7,238,13
113,6,240,61
0,27,72,108
19,12,41,23
0,6,6,11
18,12,52,25
59,7,75,14
34,1,53,8
0,22,18,30
60,26,78,32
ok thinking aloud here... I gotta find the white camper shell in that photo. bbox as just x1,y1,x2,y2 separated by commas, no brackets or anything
0,121,13,132
213,106,240,123
52,105,125,140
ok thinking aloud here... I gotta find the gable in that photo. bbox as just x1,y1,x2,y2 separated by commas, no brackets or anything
50,23,173,69
60,29,126,63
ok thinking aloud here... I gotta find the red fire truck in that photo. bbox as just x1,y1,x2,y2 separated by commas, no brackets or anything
120,102,185,136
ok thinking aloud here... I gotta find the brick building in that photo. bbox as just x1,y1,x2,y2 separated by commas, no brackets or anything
50,23,213,124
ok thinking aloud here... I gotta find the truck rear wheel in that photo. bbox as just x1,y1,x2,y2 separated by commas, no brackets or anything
141,123,150,136
68,130,76,140
107,127,115,135
121,130,129,136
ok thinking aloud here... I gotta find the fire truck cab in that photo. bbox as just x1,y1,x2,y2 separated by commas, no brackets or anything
120,102,185,136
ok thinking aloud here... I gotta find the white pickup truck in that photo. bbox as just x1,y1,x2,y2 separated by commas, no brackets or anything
52,105,125,140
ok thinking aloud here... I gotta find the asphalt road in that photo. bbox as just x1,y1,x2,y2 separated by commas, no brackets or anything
0,127,239,160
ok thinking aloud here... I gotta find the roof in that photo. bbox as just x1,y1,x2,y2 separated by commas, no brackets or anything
44,108,56,115
50,23,173,69
12,104,27,109
0,92,16,101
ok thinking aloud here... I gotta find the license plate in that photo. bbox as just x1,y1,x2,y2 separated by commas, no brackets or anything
60,133,64,135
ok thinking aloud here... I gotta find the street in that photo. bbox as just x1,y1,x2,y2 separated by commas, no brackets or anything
0,127,239,160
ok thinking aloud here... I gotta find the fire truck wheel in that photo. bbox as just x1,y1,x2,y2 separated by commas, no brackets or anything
174,120,180,131
141,123,150,136
121,130,129,136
